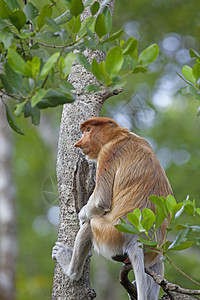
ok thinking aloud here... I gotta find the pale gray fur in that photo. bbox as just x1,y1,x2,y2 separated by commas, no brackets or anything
52,215,162,300
78,194,110,226
52,222,92,280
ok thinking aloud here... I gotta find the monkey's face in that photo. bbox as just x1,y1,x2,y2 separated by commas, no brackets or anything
74,125,102,159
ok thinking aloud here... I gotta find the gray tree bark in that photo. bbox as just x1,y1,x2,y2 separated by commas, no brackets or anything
0,101,17,300
51,1,116,299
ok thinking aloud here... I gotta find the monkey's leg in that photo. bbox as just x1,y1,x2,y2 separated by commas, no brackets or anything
126,242,147,300
52,222,92,280
145,259,164,300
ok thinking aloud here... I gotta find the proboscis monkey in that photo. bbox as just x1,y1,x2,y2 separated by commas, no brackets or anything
52,117,173,300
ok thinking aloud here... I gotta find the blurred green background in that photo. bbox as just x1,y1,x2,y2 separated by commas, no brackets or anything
11,0,200,299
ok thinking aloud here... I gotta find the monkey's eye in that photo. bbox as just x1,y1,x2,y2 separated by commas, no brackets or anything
86,127,91,132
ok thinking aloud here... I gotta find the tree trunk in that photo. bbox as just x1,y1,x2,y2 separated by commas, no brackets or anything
51,1,116,299
0,101,17,300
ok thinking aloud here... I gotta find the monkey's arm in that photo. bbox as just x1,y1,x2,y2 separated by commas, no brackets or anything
79,153,115,224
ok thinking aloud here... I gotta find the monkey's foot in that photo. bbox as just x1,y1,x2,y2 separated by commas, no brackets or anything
52,242,73,273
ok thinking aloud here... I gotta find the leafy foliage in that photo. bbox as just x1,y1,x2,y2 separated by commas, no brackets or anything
180,49,200,115
115,195,200,255
0,0,159,134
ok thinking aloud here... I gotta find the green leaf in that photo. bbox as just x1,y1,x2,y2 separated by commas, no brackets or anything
102,29,124,44
138,44,159,67
31,89,49,107
54,10,71,25
138,236,158,247
105,46,124,77
6,0,20,11
23,2,39,21
149,195,168,217
14,102,26,117
123,37,138,55
115,223,139,235
45,17,60,31
171,202,184,220
62,52,76,78
90,1,99,15
85,84,100,92
189,48,200,60
182,65,196,85
8,48,26,75
78,16,95,38
70,0,84,16
0,19,9,30
58,82,75,96
0,74,14,93
58,81,74,91
36,90,75,109
103,6,112,33
175,224,200,232
24,101,41,125
184,203,195,216
60,0,71,9
169,241,194,251
0,0,11,19
174,224,188,230
133,66,147,73
166,195,177,215
5,62,23,89
75,52,91,72
127,213,139,228
91,58,107,83
193,63,200,81
196,208,200,215
132,208,142,221
30,56,40,79
169,228,191,251
9,10,26,31
95,13,108,38
149,196,168,229
4,102,24,135
141,208,156,232
39,52,60,80
37,5,52,30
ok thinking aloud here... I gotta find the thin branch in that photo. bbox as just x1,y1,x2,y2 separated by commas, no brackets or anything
36,38,81,49
145,268,200,296
101,88,123,102
165,255,200,287
36,42,66,49
119,263,137,300
119,263,200,300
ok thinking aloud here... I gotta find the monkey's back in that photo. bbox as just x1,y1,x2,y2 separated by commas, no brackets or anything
91,132,172,261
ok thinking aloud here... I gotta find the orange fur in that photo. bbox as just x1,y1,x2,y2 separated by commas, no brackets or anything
75,117,173,265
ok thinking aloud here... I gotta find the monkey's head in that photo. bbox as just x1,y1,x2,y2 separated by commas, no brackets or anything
74,117,120,159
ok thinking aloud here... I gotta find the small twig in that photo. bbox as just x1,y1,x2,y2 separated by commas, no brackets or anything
36,38,81,49
102,88,123,102
145,268,200,296
165,255,200,287
36,42,66,49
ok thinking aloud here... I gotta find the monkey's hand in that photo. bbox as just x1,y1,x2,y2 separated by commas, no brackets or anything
78,205,89,226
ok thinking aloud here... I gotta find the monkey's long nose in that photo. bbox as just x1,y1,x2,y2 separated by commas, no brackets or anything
73,139,82,148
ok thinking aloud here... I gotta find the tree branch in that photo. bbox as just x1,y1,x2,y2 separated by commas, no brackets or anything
145,268,200,296
119,264,200,300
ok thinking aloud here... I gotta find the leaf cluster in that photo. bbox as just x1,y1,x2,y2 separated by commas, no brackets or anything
180,49,200,115
0,0,160,134
115,195,200,254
